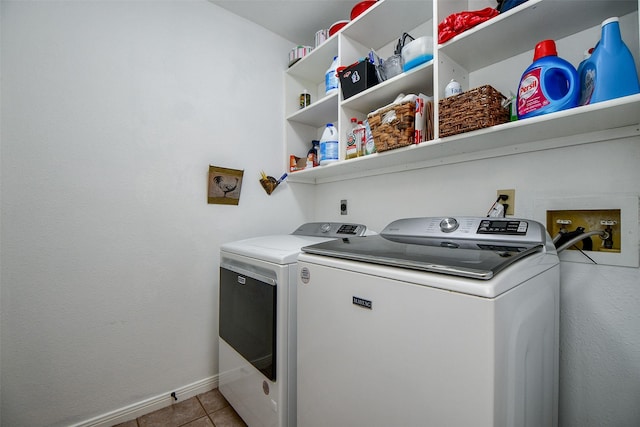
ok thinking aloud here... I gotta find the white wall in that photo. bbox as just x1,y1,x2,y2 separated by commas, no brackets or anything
310,135,640,426
2,0,639,426
0,1,310,426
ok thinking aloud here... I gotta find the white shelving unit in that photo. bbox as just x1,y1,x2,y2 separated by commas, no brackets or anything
284,0,640,184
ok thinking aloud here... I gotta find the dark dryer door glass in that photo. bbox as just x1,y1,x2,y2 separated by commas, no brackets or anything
219,266,276,381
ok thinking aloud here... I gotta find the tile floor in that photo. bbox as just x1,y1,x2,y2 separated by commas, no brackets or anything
113,388,246,427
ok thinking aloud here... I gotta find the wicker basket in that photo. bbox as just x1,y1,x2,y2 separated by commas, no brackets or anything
367,101,415,152
438,85,509,138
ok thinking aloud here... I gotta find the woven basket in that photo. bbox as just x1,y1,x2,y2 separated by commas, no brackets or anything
367,101,415,152
438,85,509,138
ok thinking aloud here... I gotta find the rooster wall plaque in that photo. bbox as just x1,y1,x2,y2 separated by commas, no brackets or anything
208,165,244,205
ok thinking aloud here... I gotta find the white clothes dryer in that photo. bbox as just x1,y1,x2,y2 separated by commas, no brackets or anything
218,222,369,427
297,217,560,427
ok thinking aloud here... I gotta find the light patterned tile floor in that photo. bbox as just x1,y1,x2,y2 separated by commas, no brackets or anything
113,388,246,427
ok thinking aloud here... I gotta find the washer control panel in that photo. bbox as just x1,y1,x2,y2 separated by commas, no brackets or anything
292,222,368,238
439,217,459,233
382,217,546,244
477,219,529,235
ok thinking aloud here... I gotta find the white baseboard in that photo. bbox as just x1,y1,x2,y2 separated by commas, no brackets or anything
69,375,219,427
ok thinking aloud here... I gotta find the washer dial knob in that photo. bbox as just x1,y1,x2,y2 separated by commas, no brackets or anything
439,217,459,233
320,223,332,233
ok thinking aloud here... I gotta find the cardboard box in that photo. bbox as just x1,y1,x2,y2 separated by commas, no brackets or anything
289,155,307,172
339,61,379,99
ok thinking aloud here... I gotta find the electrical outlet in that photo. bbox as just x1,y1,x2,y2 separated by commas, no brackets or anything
340,199,347,215
496,189,515,216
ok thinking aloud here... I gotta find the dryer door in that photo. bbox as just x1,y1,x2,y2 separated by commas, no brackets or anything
219,264,276,381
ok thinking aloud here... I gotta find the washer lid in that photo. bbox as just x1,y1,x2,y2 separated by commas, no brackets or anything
221,235,337,264
302,235,542,279
301,217,551,280
220,222,370,265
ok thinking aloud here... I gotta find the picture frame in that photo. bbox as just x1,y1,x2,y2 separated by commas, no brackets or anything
208,165,244,205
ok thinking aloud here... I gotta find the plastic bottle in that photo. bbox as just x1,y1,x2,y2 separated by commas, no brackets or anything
577,48,594,105
306,140,319,168
311,140,320,166
578,17,640,105
516,39,580,119
355,121,366,157
363,120,376,155
345,118,358,159
325,56,339,95
299,89,311,109
444,79,462,98
319,123,339,166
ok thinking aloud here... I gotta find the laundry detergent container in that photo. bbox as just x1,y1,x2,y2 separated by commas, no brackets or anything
402,36,433,72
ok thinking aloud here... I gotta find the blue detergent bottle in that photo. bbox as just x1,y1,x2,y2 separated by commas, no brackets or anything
579,17,640,105
517,40,580,119
576,48,594,81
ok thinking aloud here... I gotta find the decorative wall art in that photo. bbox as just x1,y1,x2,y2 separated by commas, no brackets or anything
208,165,244,205
259,171,288,195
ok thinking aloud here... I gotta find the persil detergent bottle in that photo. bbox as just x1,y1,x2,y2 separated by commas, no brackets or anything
517,40,580,119
579,17,640,105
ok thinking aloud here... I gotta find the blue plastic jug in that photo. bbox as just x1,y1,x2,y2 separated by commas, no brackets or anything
579,17,640,105
576,48,594,88
517,40,580,119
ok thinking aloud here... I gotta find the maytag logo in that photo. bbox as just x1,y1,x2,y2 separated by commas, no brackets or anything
352,296,372,310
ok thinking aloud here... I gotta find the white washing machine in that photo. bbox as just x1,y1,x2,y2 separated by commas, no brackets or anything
297,217,560,427
218,222,370,427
